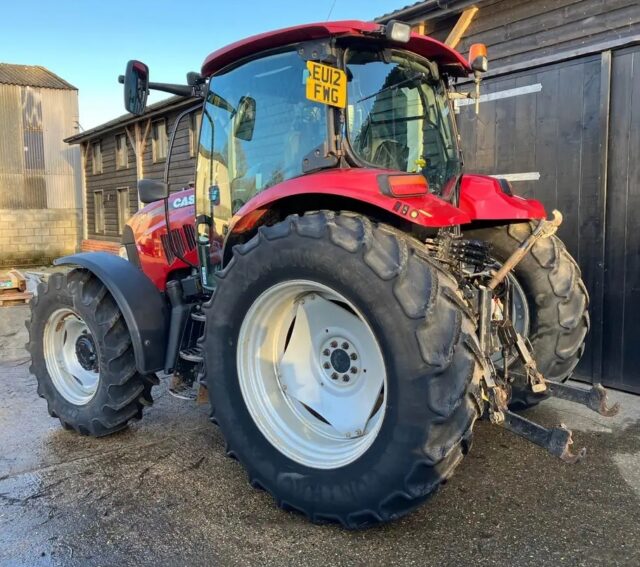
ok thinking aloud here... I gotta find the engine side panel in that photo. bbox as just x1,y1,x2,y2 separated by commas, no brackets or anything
126,191,210,291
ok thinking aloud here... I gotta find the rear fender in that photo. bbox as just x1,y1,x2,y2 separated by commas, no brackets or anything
54,252,169,374
228,169,470,235
458,174,546,221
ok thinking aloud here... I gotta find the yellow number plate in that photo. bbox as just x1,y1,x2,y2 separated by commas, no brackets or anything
305,61,347,108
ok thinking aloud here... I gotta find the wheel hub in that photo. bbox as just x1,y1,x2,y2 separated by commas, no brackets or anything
43,308,100,406
237,280,387,469
321,337,360,384
75,334,98,372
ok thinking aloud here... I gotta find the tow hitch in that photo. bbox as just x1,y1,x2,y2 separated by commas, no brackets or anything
547,381,620,417
495,376,619,463
476,210,620,462
501,411,586,463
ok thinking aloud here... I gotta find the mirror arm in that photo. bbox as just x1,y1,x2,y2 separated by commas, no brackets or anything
149,82,199,97
118,76,203,98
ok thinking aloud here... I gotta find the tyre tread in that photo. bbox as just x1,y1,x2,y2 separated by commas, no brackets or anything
204,211,482,528
27,270,155,437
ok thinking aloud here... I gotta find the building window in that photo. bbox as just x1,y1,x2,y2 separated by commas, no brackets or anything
92,141,103,174
152,120,168,162
22,87,45,170
117,187,130,234
189,111,202,157
94,190,104,233
116,134,128,169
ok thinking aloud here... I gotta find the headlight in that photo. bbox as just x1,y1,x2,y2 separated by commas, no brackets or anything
118,245,129,261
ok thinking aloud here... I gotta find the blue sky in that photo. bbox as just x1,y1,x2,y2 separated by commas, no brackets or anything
1,1,402,129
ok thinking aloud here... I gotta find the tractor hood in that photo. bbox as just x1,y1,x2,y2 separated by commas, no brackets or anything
128,189,196,241
125,189,202,291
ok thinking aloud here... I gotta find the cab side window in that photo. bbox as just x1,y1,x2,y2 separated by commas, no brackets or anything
196,50,327,227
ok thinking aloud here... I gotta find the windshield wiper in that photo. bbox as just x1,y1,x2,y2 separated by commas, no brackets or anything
356,72,425,104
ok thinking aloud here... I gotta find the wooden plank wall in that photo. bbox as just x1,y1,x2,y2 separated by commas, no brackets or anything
602,45,640,392
425,0,640,69
85,133,136,241
142,111,197,192
449,2,640,392
84,106,197,242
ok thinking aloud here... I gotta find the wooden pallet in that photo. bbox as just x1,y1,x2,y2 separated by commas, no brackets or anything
0,290,33,306
0,269,26,292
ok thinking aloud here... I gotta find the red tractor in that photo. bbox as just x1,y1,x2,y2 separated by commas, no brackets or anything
28,20,617,527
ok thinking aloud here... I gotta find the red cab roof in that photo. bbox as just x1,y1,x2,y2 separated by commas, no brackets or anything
201,20,471,77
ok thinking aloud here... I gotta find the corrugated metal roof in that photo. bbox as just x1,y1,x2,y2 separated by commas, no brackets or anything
0,63,76,90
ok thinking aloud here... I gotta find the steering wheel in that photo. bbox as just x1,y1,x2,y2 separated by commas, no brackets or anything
372,140,409,171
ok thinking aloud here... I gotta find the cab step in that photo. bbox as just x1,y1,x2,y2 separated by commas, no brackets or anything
179,348,203,363
191,311,206,322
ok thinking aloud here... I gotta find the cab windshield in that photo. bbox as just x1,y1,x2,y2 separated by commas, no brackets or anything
346,49,461,193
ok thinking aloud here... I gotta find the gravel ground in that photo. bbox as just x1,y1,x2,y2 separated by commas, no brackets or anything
1,304,639,567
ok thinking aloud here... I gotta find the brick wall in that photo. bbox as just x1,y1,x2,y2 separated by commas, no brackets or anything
81,239,119,253
0,209,81,267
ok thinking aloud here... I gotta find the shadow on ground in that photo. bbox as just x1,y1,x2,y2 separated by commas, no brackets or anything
1,307,639,566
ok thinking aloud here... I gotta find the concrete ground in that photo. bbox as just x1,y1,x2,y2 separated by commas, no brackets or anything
1,303,639,567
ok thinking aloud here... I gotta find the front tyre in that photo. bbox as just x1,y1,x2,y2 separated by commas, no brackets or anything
27,270,156,436
203,212,483,528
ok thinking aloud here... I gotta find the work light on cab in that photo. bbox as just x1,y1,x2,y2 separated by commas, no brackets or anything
384,20,411,43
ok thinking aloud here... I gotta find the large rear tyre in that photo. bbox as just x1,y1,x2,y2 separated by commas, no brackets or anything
465,222,589,410
27,270,156,436
203,212,483,528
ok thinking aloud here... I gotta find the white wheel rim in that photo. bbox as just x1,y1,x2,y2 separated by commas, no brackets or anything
237,280,387,469
43,308,100,405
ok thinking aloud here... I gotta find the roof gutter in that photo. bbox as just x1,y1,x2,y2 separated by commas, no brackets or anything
375,0,480,24
64,96,197,144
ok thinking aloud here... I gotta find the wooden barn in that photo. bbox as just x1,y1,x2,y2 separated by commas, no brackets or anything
378,0,640,393
64,96,199,252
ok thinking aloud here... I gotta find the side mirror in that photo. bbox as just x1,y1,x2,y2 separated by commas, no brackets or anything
121,60,149,115
233,96,256,141
468,43,488,73
138,179,169,204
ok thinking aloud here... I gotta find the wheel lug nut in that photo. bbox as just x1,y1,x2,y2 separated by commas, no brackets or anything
331,372,338,380
323,362,330,369
350,353,358,360
350,367,357,374
342,375,350,382
342,342,349,349
323,349,330,356
330,341,338,348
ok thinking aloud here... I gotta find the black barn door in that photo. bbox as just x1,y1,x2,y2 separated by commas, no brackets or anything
456,55,606,386
601,45,640,393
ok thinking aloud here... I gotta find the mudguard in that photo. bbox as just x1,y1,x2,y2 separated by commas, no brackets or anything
229,168,471,232
458,174,546,221
54,252,169,374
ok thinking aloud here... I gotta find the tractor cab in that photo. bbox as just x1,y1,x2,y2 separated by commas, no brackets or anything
194,43,462,225
192,21,475,262
121,20,490,288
